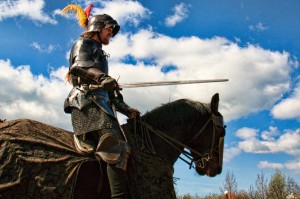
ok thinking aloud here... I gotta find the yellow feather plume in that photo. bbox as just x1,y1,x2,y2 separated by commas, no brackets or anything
61,4,88,29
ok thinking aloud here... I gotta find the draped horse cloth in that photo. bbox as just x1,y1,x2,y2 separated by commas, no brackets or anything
0,119,176,199
0,119,88,198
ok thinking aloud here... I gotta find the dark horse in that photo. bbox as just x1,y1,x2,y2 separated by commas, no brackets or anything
0,93,225,199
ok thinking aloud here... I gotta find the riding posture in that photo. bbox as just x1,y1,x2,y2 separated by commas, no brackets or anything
62,4,139,199
0,93,225,199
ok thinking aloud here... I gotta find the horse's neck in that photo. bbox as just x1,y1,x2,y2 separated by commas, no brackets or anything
132,99,211,166
150,126,183,166
143,117,210,165
141,117,194,166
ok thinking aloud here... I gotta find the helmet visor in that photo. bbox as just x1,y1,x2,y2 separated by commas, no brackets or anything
104,20,120,37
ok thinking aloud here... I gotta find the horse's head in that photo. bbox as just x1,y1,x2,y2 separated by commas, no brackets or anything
188,93,226,177
127,93,226,178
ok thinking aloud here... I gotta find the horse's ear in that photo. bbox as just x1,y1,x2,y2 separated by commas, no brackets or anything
211,93,219,113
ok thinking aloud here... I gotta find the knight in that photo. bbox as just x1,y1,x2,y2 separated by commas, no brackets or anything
62,4,139,198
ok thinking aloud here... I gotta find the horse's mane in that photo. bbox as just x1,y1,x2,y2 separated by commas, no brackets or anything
142,99,211,130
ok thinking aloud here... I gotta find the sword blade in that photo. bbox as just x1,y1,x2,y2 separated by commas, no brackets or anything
118,79,229,88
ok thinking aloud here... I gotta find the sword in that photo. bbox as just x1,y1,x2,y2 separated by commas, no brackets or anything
88,79,229,89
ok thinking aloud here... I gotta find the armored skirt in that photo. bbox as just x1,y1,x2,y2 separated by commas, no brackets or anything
71,103,120,135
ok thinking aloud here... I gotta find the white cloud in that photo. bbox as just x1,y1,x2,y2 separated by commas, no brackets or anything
0,59,71,130
1,25,297,130
223,146,241,162
257,161,284,169
236,127,258,140
91,0,151,27
285,161,300,172
271,83,300,119
227,127,300,173
165,2,189,27
258,160,300,173
0,0,57,24
261,126,280,141
236,127,300,154
104,29,295,121
249,22,269,32
30,42,58,53
238,139,270,153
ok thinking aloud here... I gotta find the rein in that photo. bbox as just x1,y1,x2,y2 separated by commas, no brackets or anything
135,114,222,169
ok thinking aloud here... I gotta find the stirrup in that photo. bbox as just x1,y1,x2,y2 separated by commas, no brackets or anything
73,134,94,154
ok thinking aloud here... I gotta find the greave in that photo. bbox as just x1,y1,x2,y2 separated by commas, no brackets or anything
95,132,131,171
107,164,131,199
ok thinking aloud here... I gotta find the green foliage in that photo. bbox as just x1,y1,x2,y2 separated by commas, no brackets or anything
176,170,300,199
183,193,193,199
268,169,287,199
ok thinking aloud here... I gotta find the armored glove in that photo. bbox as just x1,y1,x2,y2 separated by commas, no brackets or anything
127,109,140,119
100,77,119,91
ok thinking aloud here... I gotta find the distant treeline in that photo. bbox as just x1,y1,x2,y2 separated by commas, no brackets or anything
177,169,300,199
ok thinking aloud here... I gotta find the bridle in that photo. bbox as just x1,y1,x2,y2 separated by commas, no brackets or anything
136,113,226,170
187,114,225,169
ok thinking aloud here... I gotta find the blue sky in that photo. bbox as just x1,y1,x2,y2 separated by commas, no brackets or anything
0,0,300,196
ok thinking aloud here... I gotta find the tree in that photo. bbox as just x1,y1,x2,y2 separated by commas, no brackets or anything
268,169,287,199
286,176,300,198
249,171,268,199
182,193,193,199
202,193,222,199
235,190,251,199
220,171,238,198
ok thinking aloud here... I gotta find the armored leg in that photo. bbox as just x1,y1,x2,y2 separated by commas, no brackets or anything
94,128,131,199
107,164,131,199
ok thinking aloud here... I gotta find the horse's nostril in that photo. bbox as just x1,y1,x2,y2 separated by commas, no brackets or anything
208,171,217,177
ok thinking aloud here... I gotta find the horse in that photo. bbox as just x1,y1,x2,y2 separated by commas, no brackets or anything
0,93,225,199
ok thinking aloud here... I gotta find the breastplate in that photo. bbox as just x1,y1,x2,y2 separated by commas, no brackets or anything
69,37,109,74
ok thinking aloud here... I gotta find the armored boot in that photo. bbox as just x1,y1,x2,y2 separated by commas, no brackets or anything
107,164,131,199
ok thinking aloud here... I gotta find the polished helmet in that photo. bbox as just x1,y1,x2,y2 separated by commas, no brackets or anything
86,14,120,37
62,4,120,37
